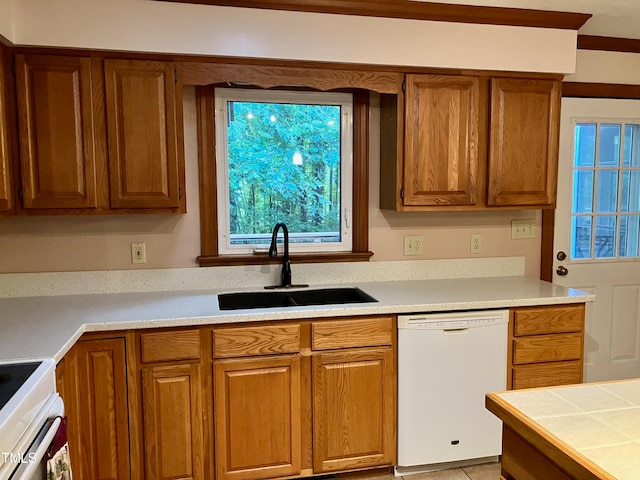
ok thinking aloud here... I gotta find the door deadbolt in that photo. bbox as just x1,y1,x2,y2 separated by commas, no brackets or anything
556,266,568,276
556,251,567,261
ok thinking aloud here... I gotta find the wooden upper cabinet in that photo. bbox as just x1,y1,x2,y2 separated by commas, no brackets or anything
0,45,13,214
105,59,185,210
403,74,480,206
488,78,560,207
15,54,100,209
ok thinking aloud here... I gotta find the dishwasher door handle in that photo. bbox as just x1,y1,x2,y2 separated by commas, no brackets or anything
443,328,469,334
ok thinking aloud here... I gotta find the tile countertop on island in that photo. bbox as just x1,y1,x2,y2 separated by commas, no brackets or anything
0,275,593,364
486,379,640,480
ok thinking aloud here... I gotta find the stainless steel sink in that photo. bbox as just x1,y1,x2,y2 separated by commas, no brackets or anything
217,287,377,311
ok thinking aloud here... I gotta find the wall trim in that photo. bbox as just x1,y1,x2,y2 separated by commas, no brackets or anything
563,82,640,99
577,35,640,54
155,0,591,30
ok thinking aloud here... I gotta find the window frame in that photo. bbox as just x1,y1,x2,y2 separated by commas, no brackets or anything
213,87,354,255
196,84,372,267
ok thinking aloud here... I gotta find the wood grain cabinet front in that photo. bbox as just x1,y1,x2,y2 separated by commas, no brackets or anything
15,54,102,210
56,337,131,480
508,304,585,390
0,44,14,215
380,73,560,211
12,54,185,214
104,59,185,211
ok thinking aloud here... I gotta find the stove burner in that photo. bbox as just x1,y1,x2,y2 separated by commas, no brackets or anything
0,362,41,411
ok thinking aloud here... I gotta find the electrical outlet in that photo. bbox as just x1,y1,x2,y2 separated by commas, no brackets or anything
131,242,147,264
470,234,482,254
403,235,423,256
511,220,535,239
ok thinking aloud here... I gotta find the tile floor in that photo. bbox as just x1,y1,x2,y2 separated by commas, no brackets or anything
368,462,501,480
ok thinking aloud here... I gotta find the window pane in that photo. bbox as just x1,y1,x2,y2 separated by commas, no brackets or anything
572,215,592,259
595,215,616,258
573,170,593,213
598,124,621,167
619,215,640,257
596,170,619,213
621,170,640,212
575,124,596,167
624,125,640,167
227,101,342,245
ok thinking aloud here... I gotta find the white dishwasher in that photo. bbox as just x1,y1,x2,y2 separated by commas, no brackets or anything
397,309,508,473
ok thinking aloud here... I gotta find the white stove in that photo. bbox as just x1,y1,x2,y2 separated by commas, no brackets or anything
0,359,64,480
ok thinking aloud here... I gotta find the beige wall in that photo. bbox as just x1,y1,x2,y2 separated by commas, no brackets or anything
0,87,542,276
0,0,14,42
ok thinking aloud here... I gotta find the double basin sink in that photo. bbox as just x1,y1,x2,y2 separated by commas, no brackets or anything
218,287,377,311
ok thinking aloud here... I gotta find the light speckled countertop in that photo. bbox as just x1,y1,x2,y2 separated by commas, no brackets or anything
487,380,640,480
0,275,592,364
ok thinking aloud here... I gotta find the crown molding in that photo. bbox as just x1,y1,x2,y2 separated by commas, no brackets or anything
156,0,591,30
578,35,640,54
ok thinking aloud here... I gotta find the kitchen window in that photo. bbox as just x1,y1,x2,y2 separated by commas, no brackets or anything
214,88,354,255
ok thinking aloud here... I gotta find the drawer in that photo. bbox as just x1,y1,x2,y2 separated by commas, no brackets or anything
140,329,201,363
512,305,584,336
511,360,582,390
311,317,393,351
512,333,582,365
213,324,300,358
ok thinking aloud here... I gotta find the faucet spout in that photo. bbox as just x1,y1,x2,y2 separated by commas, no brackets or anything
266,222,307,289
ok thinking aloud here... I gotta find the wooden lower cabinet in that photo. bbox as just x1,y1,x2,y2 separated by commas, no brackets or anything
213,355,302,480
508,304,585,390
141,364,205,480
57,316,396,480
56,337,131,480
312,348,395,473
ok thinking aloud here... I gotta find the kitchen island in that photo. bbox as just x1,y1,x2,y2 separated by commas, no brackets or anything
486,379,640,480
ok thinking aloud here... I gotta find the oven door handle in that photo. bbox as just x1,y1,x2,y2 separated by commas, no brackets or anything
9,395,64,480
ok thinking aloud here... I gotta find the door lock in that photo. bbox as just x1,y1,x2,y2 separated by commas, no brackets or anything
556,266,568,276
557,251,567,261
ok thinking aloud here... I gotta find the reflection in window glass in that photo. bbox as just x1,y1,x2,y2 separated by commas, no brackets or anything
594,216,616,258
598,124,621,167
575,124,596,167
573,170,594,214
619,215,640,257
621,171,640,213
572,216,592,259
624,125,640,167
596,170,619,213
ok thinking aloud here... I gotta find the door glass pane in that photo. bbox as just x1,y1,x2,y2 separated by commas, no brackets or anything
573,170,594,213
623,125,640,167
621,170,640,212
572,216,592,259
619,215,640,257
575,123,596,167
596,170,619,213
599,124,621,167
595,216,616,258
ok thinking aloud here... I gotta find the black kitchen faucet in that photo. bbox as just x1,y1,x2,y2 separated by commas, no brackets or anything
265,222,308,289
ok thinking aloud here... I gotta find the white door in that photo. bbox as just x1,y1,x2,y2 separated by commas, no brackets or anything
554,97,640,382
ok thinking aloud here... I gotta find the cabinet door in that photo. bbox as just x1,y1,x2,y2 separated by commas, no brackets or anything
105,59,184,210
214,355,302,480
0,45,13,214
141,363,204,480
403,74,480,206
15,54,99,209
312,348,395,473
56,338,131,480
488,78,560,207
